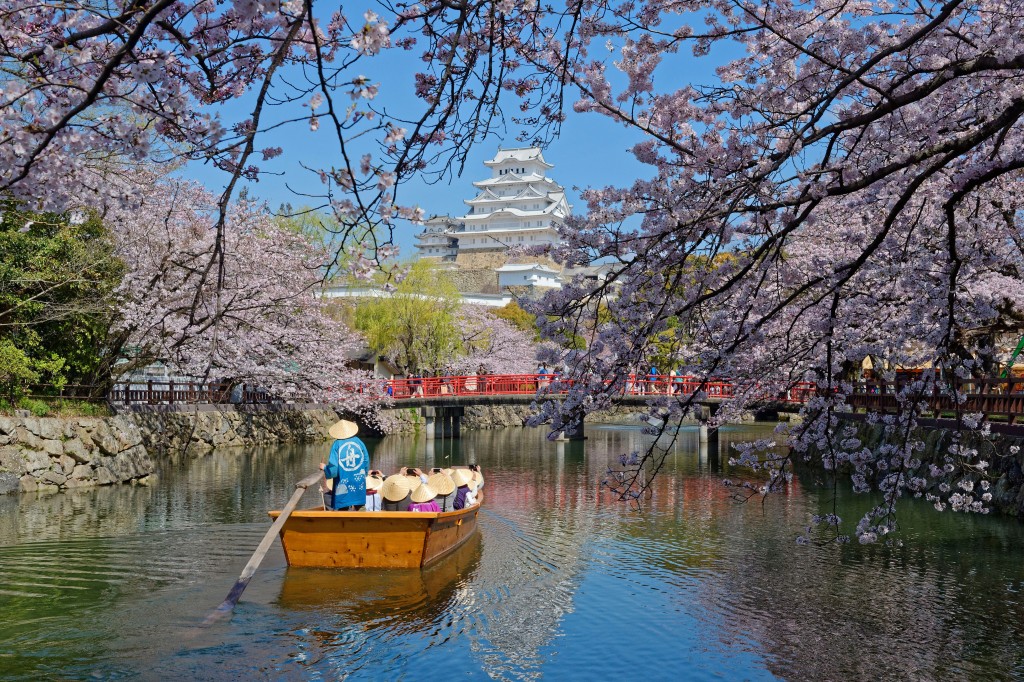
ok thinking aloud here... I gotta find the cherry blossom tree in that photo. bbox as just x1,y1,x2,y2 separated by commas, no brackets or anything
108,176,380,413
510,0,1024,540
451,304,540,375
7,0,1024,538
0,0,522,276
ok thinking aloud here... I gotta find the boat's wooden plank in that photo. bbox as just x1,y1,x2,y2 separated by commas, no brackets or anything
268,494,484,569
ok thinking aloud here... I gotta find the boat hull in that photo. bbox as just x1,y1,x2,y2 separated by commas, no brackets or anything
268,495,482,569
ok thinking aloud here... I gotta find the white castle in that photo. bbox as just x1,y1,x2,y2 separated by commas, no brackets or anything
415,147,571,260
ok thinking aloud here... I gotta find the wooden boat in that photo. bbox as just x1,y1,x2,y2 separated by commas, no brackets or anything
268,492,483,569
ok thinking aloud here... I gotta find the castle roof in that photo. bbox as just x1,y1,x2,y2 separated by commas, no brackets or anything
483,147,553,168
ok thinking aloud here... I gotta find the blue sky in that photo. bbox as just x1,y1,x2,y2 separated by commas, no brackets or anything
180,11,740,258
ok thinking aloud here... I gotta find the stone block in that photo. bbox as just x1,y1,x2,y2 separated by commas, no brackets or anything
0,433,11,446
40,470,67,486
20,417,41,437
0,417,15,435
108,445,154,481
59,454,77,474
42,439,64,456
38,419,63,441
62,438,92,463
71,464,93,480
0,446,21,472
92,421,121,456
64,477,97,489
95,466,117,485
15,427,44,450
0,472,19,495
74,424,96,449
22,450,51,474
19,475,38,492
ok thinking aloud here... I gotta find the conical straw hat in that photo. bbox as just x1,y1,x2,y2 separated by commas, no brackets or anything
381,474,412,502
450,469,473,488
403,473,423,491
366,474,384,490
428,471,456,496
328,419,358,440
411,484,437,504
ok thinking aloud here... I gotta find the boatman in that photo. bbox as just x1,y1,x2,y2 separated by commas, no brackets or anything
320,419,370,511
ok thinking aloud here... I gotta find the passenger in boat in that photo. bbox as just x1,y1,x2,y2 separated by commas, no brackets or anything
451,469,476,510
468,464,484,494
408,484,440,512
381,474,413,511
365,471,384,511
428,469,457,511
320,419,370,511
403,466,428,490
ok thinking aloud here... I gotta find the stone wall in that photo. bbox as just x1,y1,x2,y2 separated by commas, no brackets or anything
447,268,500,295
129,405,345,455
0,415,154,495
0,405,349,495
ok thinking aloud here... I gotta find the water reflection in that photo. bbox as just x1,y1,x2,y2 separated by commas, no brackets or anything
2,424,1024,679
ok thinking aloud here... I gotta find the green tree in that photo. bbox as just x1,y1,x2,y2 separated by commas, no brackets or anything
351,260,462,374
0,202,125,398
493,301,540,341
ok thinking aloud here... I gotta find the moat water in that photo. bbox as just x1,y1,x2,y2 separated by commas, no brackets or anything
2,423,1024,680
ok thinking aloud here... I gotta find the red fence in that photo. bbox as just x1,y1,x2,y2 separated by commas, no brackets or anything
385,373,816,403
102,374,816,405
99,375,1024,422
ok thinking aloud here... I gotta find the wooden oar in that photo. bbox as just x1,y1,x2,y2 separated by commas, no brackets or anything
202,470,323,626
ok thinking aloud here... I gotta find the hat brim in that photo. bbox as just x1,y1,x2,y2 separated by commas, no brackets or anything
329,419,359,440
411,484,436,503
427,472,456,495
381,475,412,502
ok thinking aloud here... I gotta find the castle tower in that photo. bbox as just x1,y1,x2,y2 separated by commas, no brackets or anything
414,147,571,261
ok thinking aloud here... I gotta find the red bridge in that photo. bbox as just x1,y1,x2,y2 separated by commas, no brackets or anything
108,375,1024,435
383,373,816,406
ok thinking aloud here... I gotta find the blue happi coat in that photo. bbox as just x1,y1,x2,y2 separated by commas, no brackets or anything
324,437,369,510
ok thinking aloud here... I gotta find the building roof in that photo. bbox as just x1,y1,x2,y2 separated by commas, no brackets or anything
483,147,553,168
495,263,561,274
473,173,558,188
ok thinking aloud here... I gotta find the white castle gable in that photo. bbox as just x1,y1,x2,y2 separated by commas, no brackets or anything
415,147,571,260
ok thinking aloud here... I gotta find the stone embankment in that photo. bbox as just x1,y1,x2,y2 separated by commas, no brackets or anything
0,416,153,495
0,406,348,495
130,406,344,455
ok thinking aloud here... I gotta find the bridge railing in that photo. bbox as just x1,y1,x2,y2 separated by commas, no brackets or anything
388,374,556,398
109,381,275,405
848,378,1024,423
385,374,817,403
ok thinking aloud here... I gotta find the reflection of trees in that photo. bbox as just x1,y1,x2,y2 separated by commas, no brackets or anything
695,472,1024,679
